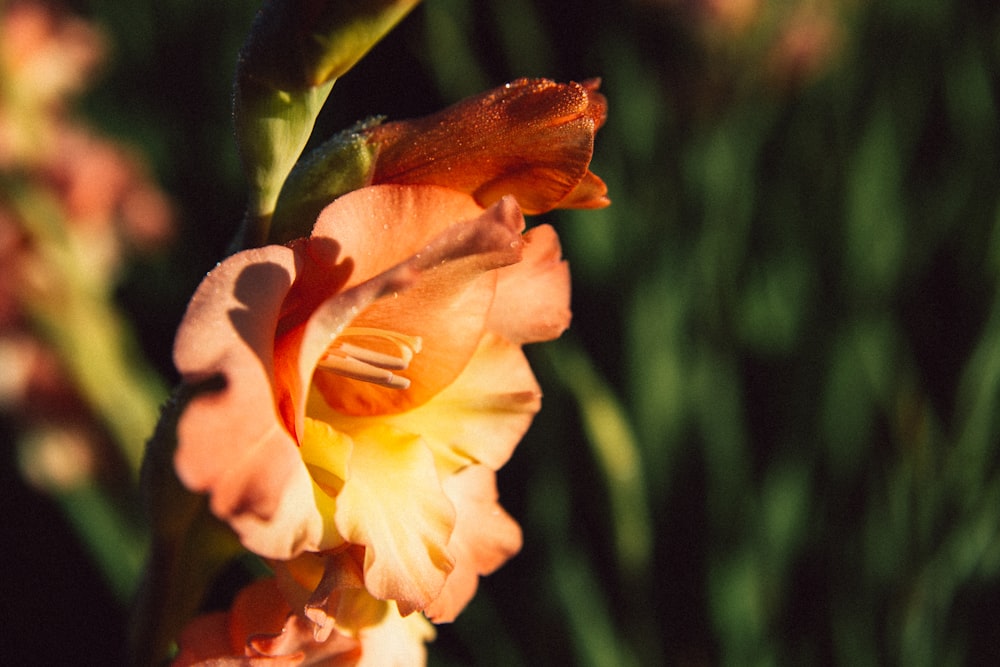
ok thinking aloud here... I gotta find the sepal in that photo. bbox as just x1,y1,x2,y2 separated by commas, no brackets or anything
268,119,381,244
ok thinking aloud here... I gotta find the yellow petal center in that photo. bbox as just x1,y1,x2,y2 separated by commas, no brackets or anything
316,326,423,389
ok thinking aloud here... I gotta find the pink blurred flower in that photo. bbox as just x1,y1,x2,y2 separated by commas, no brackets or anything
765,8,842,89
0,0,105,165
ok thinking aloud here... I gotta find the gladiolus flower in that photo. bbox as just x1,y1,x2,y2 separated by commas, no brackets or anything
174,183,569,622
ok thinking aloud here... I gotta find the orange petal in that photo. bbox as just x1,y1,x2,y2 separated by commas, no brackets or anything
300,186,526,418
333,423,456,615
424,465,522,623
369,78,608,214
172,612,232,666
172,578,362,666
558,169,610,209
488,224,571,344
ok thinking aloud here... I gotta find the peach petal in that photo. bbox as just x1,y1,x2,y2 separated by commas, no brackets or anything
332,424,456,615
300,188,525,417
387,332,541,471
174,246,337,559
235,581,360,664
488,224,571,344
424,465,522,623
312,184,487,290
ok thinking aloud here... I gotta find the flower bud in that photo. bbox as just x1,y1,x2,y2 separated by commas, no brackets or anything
234,0,420,236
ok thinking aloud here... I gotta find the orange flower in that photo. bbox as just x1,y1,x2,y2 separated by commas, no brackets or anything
173,568,434,667
171,577,358,666
174,184,568,621
368,78,609,214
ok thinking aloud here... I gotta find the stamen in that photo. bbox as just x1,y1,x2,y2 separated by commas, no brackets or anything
318,353,411,389
335,342,410,370
316,326,423,390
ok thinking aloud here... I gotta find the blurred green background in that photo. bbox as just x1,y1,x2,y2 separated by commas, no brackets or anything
4,0,1000,664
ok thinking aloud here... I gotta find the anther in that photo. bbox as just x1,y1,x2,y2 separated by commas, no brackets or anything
316,327,422,390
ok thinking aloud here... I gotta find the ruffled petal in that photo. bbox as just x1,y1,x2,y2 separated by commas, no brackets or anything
173,245,337,560
386,332,541,472
275,555,434,666
487,224,571,344
274,551,423,652
424,465,522,623
333,423,456,614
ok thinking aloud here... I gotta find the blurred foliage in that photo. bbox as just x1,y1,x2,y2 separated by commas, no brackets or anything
5,0,1000,664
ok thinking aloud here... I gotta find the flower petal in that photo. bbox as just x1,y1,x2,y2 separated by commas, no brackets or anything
311,184,487,289
333,423,456,615
355,602,435,667
300,186,526,418
307,331,541,475
172,577,361,667
555,169,610,209
386,332,541,472
172,612,233,666
369,79,609,214
173,245,338,560
424,465,522,623
274,551,431,661
487,223,571,344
